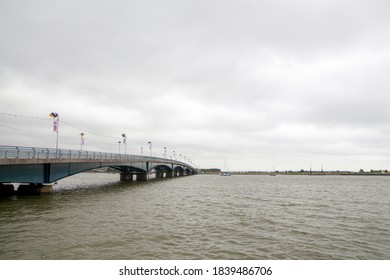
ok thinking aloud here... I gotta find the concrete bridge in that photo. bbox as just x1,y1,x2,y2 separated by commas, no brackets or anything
0,146,197,196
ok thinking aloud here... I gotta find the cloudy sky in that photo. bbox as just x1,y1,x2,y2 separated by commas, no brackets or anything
1,0,390,171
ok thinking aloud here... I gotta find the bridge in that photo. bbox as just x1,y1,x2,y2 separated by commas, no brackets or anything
0,145,197,196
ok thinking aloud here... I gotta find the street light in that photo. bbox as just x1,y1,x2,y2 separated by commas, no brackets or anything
49,112,59,158
140,147,143,155
118,141,121,154
80,132,85,151
163,147,167,158
148,141,152,156
122,133,127,155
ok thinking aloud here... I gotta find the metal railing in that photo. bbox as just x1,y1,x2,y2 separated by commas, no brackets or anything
0,145,195,169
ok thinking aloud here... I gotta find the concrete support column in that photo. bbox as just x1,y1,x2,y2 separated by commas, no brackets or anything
136,173,148,181
156,170,164,179
17,184,53,195
166,170,174,178
121,172,148,182
0,183,15,197
120,172,134,182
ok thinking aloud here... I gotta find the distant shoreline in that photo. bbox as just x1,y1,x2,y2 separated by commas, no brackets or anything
199,170,390,176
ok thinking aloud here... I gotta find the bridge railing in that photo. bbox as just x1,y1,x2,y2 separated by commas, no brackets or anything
0,145,195,169
0,145,143,161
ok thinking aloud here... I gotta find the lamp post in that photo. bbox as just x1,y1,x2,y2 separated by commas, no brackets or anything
140,147,143,155
118,141,121,154
49,112,59,158
163,147,167,158
80,132,85,151
148,141,152,156
122,133,127,155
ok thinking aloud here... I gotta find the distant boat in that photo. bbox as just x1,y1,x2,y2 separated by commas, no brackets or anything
220,160,231,176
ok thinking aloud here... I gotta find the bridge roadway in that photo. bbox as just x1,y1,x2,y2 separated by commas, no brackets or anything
0,146,197,196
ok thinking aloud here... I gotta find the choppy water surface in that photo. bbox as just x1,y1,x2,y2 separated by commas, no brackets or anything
1,174,389,259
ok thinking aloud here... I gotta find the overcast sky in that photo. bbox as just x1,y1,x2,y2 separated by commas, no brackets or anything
1,0,390,171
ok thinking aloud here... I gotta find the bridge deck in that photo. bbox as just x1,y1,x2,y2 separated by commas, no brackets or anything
0,146,197,188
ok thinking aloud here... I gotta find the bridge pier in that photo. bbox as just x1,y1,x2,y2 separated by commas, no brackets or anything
136,173,148,181
120,172,148,182
166,170,174,178
155,170,174,179
0,183,15,197
156,170,164,179
120,172,134,182
17,184,53,196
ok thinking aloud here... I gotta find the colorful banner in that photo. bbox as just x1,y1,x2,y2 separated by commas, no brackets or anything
53,120,59,132
49,112,59,132
49,112,58,118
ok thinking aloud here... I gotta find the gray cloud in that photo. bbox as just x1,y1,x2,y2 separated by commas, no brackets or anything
1,0,390,171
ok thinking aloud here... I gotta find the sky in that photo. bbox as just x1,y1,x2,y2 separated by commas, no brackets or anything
1,0,390,172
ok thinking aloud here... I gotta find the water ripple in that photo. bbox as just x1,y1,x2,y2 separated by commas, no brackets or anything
1,174,390,259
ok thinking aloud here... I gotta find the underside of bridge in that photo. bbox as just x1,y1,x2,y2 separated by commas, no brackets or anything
112,163,195,182
0,160,197,196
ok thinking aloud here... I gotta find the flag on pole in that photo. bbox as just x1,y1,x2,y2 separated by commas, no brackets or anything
49,112,59,132
53,119,59,132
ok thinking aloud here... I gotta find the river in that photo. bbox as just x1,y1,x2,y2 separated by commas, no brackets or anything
0,174,389,259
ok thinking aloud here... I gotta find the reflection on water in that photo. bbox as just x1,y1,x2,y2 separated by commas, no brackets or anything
1,173,389,259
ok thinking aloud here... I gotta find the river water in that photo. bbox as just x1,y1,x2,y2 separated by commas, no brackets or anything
0,174,389,259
